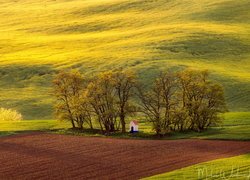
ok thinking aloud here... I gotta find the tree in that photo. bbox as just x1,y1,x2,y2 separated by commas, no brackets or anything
86,71,118,133
137,71,177,135
178,70,227,132
72,89,94,129
137,82,162,135
113,71,136,133
157,72,178,132
196,83,227,130
53,70,92,129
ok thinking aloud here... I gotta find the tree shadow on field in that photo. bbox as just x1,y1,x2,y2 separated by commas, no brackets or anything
156,33,250,59
0,64,56,119
190,0,250,23
73,0,171,16
0,131,15,137
0,64,56,88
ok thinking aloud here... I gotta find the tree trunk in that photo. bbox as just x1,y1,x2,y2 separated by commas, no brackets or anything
110,123,115,132
89,120,93,129
71,119,76,129
120,114,126,133
79,121,83,129
98,118,104,133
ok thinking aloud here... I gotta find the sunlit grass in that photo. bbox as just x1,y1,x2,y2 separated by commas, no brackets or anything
0,120,70,137
144,154,250,180
1,112,250,140
0,0,249,68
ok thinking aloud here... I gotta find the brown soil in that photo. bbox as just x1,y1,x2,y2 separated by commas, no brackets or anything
0,132,250,180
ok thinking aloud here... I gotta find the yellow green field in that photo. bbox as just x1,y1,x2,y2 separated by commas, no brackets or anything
0,0,249,119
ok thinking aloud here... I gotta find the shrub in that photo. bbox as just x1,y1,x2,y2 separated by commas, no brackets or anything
0,108,23,121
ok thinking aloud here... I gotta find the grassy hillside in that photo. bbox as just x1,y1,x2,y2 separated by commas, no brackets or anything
0,0,249,119
145,153,250,179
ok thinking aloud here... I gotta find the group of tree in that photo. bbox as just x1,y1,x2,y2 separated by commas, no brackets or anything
137,70,227,135
53,70,136,133
53,69,227,135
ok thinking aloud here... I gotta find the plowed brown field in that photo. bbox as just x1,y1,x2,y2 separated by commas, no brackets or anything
1,132,250,180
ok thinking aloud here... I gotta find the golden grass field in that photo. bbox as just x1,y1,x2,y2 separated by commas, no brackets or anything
0,0,249,119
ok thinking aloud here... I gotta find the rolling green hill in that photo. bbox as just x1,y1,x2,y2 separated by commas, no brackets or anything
0,0,249,119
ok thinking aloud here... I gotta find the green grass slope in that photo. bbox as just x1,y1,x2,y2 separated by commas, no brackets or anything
144,153,250,179
0,0,249,119
1,112,250,141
